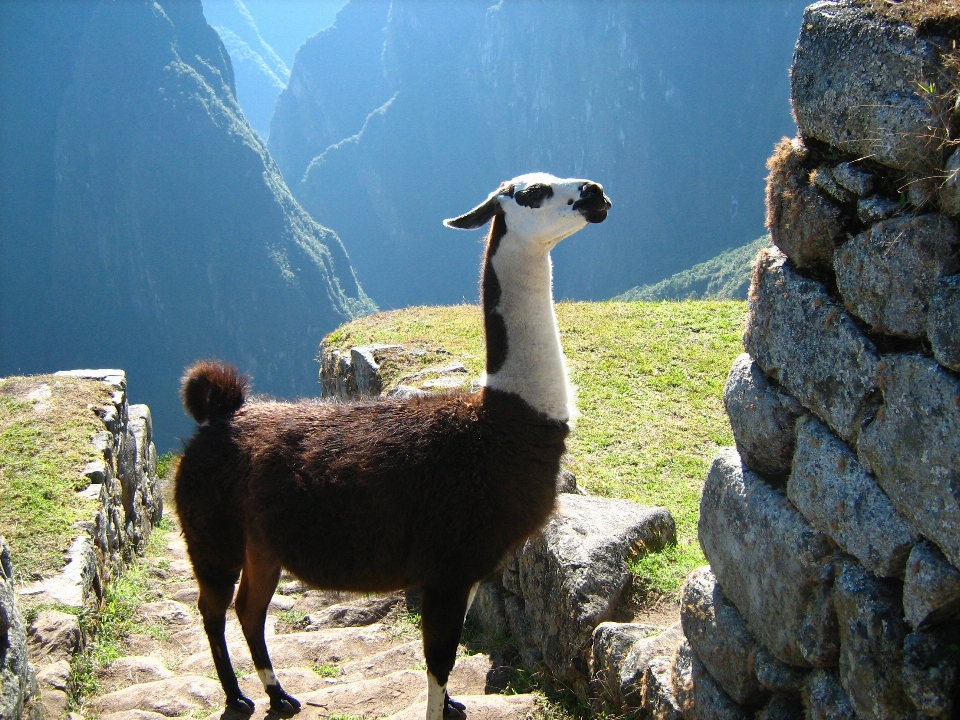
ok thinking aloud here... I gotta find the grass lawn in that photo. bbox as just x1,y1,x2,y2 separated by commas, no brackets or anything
0,375,114,582
322,300,747,598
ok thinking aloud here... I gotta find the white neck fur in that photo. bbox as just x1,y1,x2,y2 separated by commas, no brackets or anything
482,237,575,423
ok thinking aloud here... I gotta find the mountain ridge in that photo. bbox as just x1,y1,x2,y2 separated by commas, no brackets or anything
0,0,373,450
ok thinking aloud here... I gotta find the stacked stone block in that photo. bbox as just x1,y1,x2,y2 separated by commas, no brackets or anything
680,3,960,718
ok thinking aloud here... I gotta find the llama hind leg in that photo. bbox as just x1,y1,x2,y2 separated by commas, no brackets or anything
235,545,301,714
421,584,473,720
197,573,255,713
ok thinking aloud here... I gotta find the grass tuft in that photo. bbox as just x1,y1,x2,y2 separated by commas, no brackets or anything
312,663,341,678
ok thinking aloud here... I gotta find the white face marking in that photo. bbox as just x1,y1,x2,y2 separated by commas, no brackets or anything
497,172,597,250
426,671,446,720
257,667,278,688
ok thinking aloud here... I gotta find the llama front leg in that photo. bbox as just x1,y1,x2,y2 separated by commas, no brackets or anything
235,547,301,715
421,584,473,720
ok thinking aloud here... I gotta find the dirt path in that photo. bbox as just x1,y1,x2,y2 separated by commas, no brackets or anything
85,514,540,720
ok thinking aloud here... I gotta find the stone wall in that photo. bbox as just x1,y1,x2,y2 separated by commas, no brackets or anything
4,369,163,719
1,539,42,720
677,3,960,719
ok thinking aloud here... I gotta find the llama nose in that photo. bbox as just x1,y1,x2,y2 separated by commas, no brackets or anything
576,183,611,210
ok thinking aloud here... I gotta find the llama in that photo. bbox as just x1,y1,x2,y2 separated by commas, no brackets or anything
174,173,611,720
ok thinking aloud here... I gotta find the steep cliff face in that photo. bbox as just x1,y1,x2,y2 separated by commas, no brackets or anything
0,0,373,449
202,0,290,139
270,0,803,308
268,0,393,187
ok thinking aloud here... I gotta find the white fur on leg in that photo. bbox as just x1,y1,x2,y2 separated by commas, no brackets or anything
464,582,479,620
426,671,446,720
257,667,278,689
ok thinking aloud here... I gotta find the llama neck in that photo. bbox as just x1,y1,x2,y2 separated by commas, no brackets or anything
482,220,573,423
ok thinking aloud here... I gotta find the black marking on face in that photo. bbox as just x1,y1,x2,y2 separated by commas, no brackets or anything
514,183,555,209
482,212,509,374
572,182,611,223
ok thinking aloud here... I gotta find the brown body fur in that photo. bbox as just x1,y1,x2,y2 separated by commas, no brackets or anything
175,364,566,715
175,381,567,595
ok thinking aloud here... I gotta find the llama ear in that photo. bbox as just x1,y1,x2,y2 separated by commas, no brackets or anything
443,193,501,230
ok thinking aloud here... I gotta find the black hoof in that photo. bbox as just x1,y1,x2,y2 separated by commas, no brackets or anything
444,694,467,720
226,694,256,714
267,688,301,715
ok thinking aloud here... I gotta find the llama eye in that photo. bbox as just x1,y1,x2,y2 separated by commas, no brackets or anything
514,183,555,208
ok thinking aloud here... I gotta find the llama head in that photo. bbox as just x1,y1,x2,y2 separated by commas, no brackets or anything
443,173,611,249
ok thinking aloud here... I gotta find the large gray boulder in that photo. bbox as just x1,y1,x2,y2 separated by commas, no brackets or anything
835,214,959,339
902,541,960,631
833,560,919,720
26,610,84,664
928,275,960,372
679,649,752,720
787,416,917,578
753,646,807,694
319,343,405,400
858,354,960,569
680,566,766,705
743,249,881,446
641,654,682,720
699,448,839,668
618,625,685,710
791,0,949,175
802,669,856,720
0,539,41,720
902,628,959,719
723,353,804,480
502,493,675,690
590,622,663,708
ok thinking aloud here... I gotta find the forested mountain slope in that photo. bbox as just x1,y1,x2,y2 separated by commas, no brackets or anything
0,0,373,449
270,1,803,308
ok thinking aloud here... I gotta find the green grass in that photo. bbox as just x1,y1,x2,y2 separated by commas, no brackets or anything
275,608,310,633
312,663,341,678
388,609,423,640
156,452,179,481
323,300,747,598
66,561,154,702
0,375,115,581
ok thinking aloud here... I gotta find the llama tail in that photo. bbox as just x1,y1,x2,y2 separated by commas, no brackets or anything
180,360,249,424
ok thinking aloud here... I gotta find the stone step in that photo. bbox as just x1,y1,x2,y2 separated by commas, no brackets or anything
83,522,542,720
386,693,540,720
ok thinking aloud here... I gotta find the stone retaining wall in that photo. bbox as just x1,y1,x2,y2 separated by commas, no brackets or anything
677,3,960,718
2,369,163,719
19,370,163,609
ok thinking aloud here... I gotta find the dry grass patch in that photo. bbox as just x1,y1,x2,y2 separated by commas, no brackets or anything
861,0,960,31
